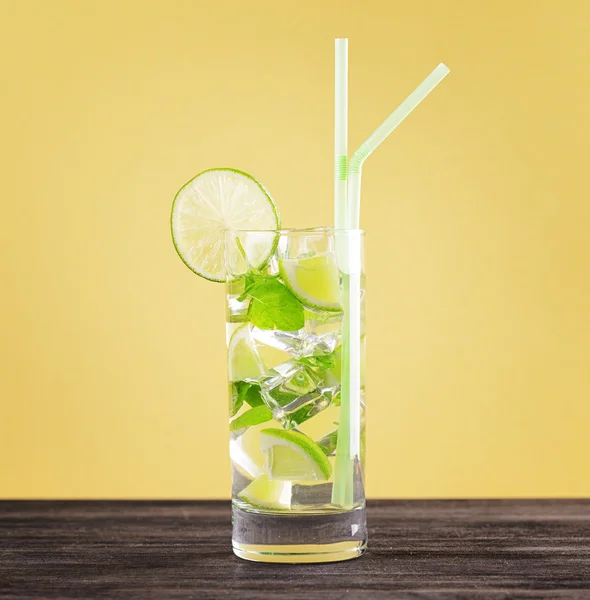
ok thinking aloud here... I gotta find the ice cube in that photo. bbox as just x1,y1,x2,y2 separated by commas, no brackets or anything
251,326,308,358
251,314,341,359
250,328,296,371
305,308,343,354
260,361,335,429
310,331,339,355
291,482,333,507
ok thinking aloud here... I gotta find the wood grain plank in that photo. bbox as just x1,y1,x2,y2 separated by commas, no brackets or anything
0,500,589,599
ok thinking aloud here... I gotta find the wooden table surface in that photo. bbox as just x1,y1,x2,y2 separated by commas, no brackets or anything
1,500,589,599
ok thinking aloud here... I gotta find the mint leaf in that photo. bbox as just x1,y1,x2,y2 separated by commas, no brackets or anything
244,384,264,407
234,381,265,408
297,353,336,371
243,275,304,331
237,273,278,302
236,271,305,330
229,405,272,432
235,381,250,402
317,429,338,456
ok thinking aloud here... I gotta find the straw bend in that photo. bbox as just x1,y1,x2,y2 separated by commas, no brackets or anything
349,63,450,175
347,62,450,228
348,145,371,175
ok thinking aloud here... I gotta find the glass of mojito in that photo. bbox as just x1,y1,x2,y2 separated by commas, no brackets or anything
227,227,366,562
171,169,366,563
169,40,448,563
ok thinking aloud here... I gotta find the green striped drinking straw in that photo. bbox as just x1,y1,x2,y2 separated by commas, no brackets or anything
332,44,450,507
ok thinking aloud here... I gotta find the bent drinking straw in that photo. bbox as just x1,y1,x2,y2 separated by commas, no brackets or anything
332,60,451,507
347,63,450,229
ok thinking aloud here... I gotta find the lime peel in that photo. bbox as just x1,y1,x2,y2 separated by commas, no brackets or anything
279,253,342,312
260,428,332,482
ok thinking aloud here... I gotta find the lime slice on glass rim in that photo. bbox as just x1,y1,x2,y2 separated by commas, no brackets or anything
171,168,279,282
238,474,292,510
279,253,342,311
260,428,332,482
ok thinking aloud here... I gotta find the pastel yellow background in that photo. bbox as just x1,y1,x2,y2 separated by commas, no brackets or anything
1,0,589,499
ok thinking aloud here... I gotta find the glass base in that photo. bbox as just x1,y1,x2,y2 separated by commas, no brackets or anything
232,505,367,564
233,540,366,563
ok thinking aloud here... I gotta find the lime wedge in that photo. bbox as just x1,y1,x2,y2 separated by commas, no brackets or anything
228,323,264,382
171,168,279,282
238,474,292,510
230,421,268,479
279,253,341,311
260,428,332,481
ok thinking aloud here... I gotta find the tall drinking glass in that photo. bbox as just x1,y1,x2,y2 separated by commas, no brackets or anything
225,228,366,563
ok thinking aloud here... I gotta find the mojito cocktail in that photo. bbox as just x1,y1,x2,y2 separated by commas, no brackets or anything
171,167,366,562
168,35,448,562
226,228,366,562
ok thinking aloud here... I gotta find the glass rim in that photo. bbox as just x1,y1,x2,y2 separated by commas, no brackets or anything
227,226,365,235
